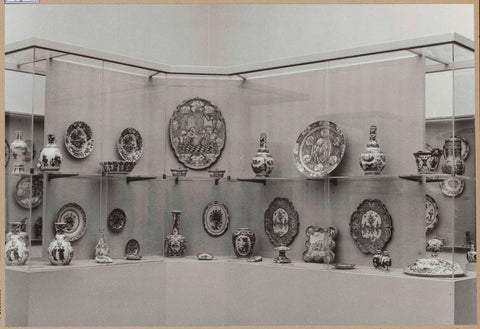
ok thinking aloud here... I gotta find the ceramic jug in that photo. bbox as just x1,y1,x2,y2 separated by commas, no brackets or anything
38,133,63,172
48,223,74,265
442,137,465,175
10,131,28,174
5,222,29,265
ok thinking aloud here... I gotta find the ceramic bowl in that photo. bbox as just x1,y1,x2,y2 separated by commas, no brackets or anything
208,169,225,178
171,168,188,177
413,149,442,173
100,160,136,174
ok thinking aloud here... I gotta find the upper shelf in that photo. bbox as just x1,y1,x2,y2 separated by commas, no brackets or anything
4,33,474,78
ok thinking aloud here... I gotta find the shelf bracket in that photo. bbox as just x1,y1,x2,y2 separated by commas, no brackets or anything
126,176,157,184
47,173,79,181
175,177,179,184
237,178,266,185
215,178,220,185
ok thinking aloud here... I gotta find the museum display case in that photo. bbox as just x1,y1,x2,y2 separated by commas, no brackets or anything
4,33,476,326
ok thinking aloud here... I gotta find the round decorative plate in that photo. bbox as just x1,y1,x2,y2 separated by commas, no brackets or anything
117,128,144,162
108,208,127,233
55,203,87,241
440,177,465,197
350,199,393,254
24,140,36,162
264,197,299,247
294,121,346,177
169,97,226,170
203,201,229,237
5,139,10,167
125,239,140,256
65,121,94,158
15,176,43,208
425,194,439,232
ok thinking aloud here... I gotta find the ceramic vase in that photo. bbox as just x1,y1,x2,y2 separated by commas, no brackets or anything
251,133,274,177
442,137,465,175
467,243,476,263
413,148,442,174
10,131,28,174
95,230,112,263
48,223,74,265
359,125,386,175
38,133,62,172
164,210,187,257
232,228,255,257
5,222,29,265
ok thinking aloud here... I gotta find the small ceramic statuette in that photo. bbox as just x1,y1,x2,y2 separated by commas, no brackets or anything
48,223,74,266
441,137,465,175
95,230,112,264
359,125,386,175
5,222,29,265
373,250,391,271
38,134,62,172
165,211,187,257
10,131,28,175
197,253,214,260
467,243,477,264
232,228,255,257
247,255,263,262
302,226,337,264
274,246,291,264
251,133,274,177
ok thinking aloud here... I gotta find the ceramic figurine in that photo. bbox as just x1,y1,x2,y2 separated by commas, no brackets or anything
467,243,476,263
38,133,62,172
373,250,391,271
95,230,112,263
48,223,74,265
442,137,465,175
251,133,274,177
5,222,29,265
164,210,187,257
232,228,255,257
302,226,337,264
274,246,291,264
10,131,29,174
372,250,382,268
359,125,386,175
426,236,444,257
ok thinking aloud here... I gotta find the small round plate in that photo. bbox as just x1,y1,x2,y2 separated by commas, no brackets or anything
425,194,439,232
55,203,87,241
5,139,10,167
117,128,144,162
203,201,229,237
334,263,356,270
15,176,43,209
107,208,127,233
440,177,465,197
125,239,140,256
65,121,94,158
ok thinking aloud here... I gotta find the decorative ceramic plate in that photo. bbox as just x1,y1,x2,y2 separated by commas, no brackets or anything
425,194,439,232
117,128,144,162
65,121,94,158
294,121,346,177
203,201,229,237
15,176,43,209
5,139,10,167
350,199,393,254
334,263,356,270
404,257,465,277
55,203,87,241
264,197,299,247
169,97,226,170
440,177,465,197
24,140,36,162
108,208,127,233
125,239,140,256
450,135,469,160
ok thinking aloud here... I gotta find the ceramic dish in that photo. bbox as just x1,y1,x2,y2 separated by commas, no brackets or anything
108,208,127,233
65,121,94,158
203,201,229,237
440,177,465,197
117,128,144,162
425,194,439,232
100,160,136,174
55,202,87,242
334,263,356,270
264,197,299,247
5,139,10,167
15,176,43,209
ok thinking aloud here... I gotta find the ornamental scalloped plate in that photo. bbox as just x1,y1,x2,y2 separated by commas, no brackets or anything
5,139,10,167
264,197,299,247
55,203,87,242
169,97,226,170
425,194,439,232
203,201,229,237
440,177,465,197
117,128,144,162
294,121,346,177
65,121,94,159
108,208,127,233
15,176,43,209
350,199,393,254
125,239,140,256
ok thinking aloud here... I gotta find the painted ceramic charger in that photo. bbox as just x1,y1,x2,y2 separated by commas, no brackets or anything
65,121,94,158
350,199,393,254
264,197,299,247
117,128,144,162
203,201,229,237
169,97,226,170
440,177,464,197
5,139,10,167
55,203,87,241
294,121,346,177
125,239,140,256
425,194,439,232
108,208,127,233
15,176,43,209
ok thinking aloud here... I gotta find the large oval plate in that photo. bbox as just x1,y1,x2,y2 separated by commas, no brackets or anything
203,201,229,237
294,121,346,177
108,208,127,233
15,176,43,208
117,128,144,162
169,97,226,170
55,203,87,241
264,197,299,247
65,121,94,158
425,194,439,232
440,177,465,197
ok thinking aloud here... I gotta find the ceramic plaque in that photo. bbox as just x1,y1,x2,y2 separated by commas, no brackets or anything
125,239,140,256
65,121,94,158
169,97,226,169
302,226,338,264
440,177,465,197
108,208,127,233
264,197,299,247
117,128,144,162
350,199,393,254
5,139,10,167
15,176,43,209
203,201,229,237
55,203,87,241
294,121,346,177
425,194,439,232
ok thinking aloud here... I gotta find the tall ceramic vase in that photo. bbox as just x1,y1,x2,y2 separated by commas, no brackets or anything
359,125,386,175
232,228,255,257
48,223,74,265
251,133,274,177
38,133,63,172
5,222,29,265
442,137,465,175
10,131,28,175
164,210,187,257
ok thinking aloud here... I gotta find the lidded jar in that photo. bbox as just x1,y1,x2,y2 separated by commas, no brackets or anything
441,137,465,175
251,133,274,177
38,133,63,172
5,222,29,265
48,223,74,265
10,131,28,174
359,126,386,175
232,228,255,257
